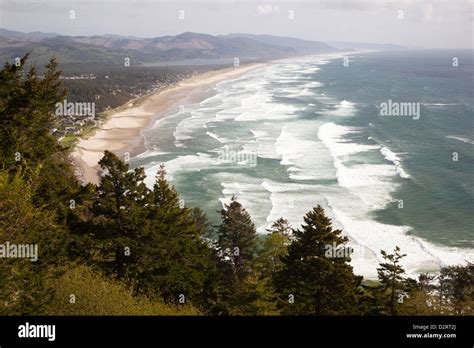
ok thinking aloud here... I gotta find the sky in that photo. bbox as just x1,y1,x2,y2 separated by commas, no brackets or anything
0,0,473,48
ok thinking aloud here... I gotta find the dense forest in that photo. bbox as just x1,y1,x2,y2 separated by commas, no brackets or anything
59,63,220,113
0,56,472,316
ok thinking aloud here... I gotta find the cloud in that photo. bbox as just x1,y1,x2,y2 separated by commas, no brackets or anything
255,4,280,16
422,3,433,20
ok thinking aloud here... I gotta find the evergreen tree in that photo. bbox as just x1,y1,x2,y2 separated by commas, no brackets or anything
85,150,152,280
0,55,65,172
0,169,68,314
142,164,211,304
206,197,259,314
191,207,214,238
274,205,362,315
0,53,80,229
437,264,473,315
217,196,257,282
257,218,292,277
376,246,409,315
0,55,72,315
397,274,437,315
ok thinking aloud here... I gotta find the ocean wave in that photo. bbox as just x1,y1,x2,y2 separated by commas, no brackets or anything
286,87,315,98
325,100,357,116
218,173,272,233
249,126,282,160
235,94,298,121
380,146,410,178
304,81,323,88
206,131,230,143
144,153,217,183
318,122,379,160
275,122,336,181
329,207,474,278
250,130,268,138
424,103,459,107
132,149,169,159
303,66,321,73
446,135,474,145
260,179,333,232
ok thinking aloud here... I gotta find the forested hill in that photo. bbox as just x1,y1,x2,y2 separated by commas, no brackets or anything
0,29,337,66
0,30,338,115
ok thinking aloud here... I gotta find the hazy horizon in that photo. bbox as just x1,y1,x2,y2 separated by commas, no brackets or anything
0,0,473,49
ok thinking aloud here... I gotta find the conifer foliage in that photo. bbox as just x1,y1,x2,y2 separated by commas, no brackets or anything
217,196,258,281
274,206,363,315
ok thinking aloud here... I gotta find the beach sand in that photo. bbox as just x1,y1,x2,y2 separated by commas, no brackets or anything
72,63,263,184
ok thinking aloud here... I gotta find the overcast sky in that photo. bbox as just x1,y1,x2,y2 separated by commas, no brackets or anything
1,0,473,48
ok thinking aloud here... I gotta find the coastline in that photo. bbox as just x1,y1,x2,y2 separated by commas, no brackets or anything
72,63,264,184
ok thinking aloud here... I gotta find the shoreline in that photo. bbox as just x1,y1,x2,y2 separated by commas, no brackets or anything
72,63,264,184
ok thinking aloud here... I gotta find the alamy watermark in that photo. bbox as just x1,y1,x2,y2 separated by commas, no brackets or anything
55,99,95,118
324,242,365,259
18,322,55,341
217,146,257,167
379,99,420,120
0,242,38,262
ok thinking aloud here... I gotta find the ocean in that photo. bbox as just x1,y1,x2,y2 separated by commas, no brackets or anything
131,50,474,278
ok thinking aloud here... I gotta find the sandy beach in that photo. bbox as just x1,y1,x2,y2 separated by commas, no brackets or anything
72,63,263,184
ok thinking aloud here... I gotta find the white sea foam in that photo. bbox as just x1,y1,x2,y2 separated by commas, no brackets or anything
424,103,459,107
206,131,230,144
380,147,410,178
260,179,332,232
304,81,323,88
325,100,357,116
132,149,169,159
250,130,268,138
249,127,281,159
275,122,336,181
173,110,208,144
286,87,315,98
446,135,474,145
329,207,474,278
235,93,298,121
144,153,217,184
217,173,272,233
304,66,321,73
318,123,379,161
275,128,313,165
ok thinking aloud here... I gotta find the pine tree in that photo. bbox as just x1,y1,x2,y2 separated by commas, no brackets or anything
257,218,292,277
0,169,68,314
87,150,152,280
397,274,437,315
205,197,259,314
0,55,72,315
217,196,257,282
0,54,77,223
274,205,363,315
376,246,408,315
0,55,65,171
438,264,473,315
143,164,211,304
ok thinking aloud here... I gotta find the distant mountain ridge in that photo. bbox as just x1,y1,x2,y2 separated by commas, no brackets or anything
0,28,59,41
0,29,407,67
222,33,335,54
0,29,337,66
